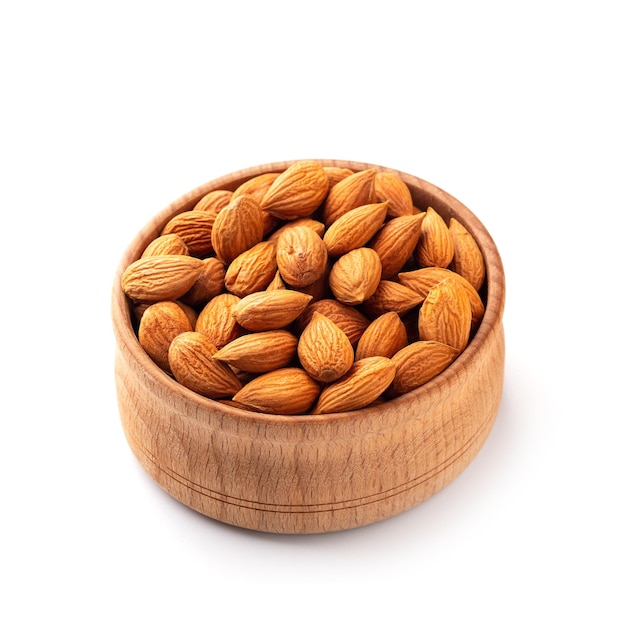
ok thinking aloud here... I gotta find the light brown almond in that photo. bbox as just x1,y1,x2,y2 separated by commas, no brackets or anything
311,356,396,414
192,189,233,213
261,161,329,220
232,290,313,331
322,201,389,257
266,270,287,291
321,168,377,225
448,217,486,292
232,367,321,415
323,166,354,188
418,277,472,351
121,254,204,303
295,299,370,345
374,171,414,218
369,212,426,279
328,247,382,305
168,331,242,399
138,301,194,372
361,280,422,318
388,340,459,396
231,172,280,203
196,293,244,348
414,207,455,268
267,217,326,243
355,311,408,360
179,257,226,308
297,312,354,382
224,240,277,297
213,330,298,373
141,233,189,258
276,225,328,288
211,194,264,264
160,210,216,258
397,267,485,331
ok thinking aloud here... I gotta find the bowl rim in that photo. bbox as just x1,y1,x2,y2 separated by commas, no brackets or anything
112,159,505,426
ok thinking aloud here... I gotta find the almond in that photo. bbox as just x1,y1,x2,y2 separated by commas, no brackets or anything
355,311,408,360
141,233,189,258
418,277,471,351
168,331,242,399
361,280,422,318
261,161,329,220
180,257,226,308
266,270,287,291
231,172,280,203
311,356,396,414
138,301,194,372
448,217,486,292
212,330,298,373
267,217,326,243
322,201,389,257
160,210,216,258
295,298,370,345
374,171,414,218
297,312,354,382
224,240,277,297
397,267,485,331
388,340,459,396
192,189,233,213
211,194,264,264
121,254,204,303
275,224,328,288
232,290,313,331
328,247,382,305
321,168,377,225
232,367,321,414
414,207,455,268
196,293,244,348
369,212,426,279
323,166,354,188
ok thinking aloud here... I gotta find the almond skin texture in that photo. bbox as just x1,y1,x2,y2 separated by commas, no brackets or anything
322,201,389,257
311,356,397,414
180,257,226,308
224,240,277,297
231,172,280,204
323,166,354,188
195,293,244,349
369,212,426,279
328,247,382,305
414,207,455,268
121,255,205,303
141,233,189,258
276,225,328,288
212,330,298,373
138,301,194,372
232,367,321,415
355,311,408,360
397,267,485,331
168,331,242,399
388,340,459,396
321,168,377,225
211,194,264,264
267,217,326,243
295,299,370,345
232,290,313,331
418,277,472,351
361,280,422,318
261,161,329,220
192,189,233,213
374,171,414,218
448,217,486,292
297,312,354,382
160,210,217,258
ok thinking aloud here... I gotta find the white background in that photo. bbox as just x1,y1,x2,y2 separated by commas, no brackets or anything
2,1,624,623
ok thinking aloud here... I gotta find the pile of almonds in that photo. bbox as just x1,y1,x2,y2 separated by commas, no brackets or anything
121,161,486,415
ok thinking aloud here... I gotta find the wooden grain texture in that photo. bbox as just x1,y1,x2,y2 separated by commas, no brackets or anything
111,160,506,534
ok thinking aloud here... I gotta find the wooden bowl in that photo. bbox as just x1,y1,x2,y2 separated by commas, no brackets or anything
111,160,506,534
